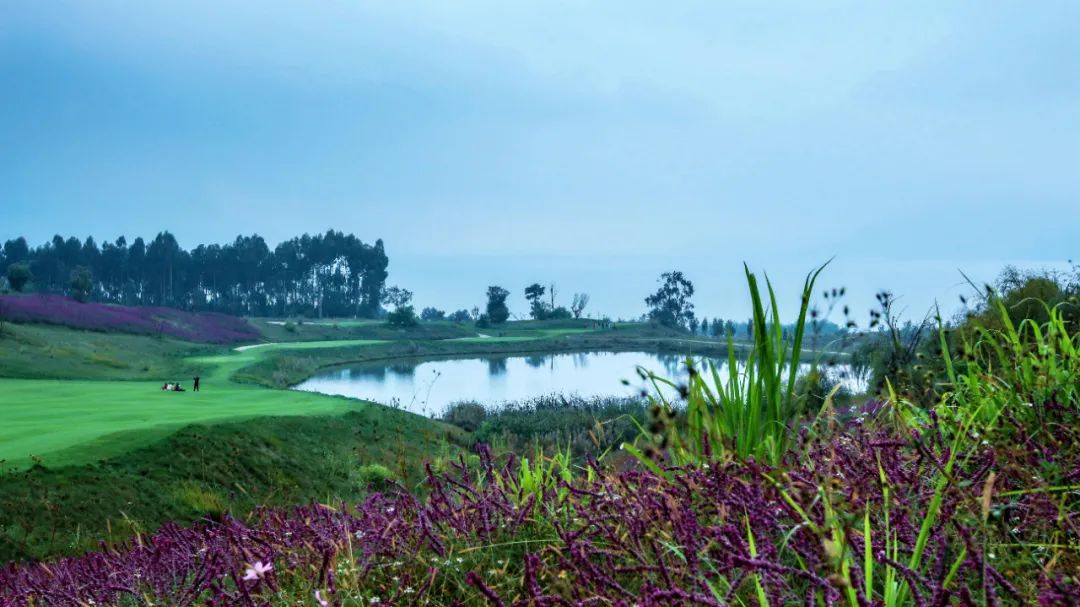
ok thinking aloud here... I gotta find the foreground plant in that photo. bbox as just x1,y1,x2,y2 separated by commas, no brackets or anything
4,417,1076,607
626,262,828,469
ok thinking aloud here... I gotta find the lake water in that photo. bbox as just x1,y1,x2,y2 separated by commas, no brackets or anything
294,351,866,417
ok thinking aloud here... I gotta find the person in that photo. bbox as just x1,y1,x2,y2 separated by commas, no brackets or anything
174,382,185,392
161,382,169,391
193,375,200,392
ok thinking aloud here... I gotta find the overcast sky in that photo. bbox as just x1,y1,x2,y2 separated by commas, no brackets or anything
2,1,1077,320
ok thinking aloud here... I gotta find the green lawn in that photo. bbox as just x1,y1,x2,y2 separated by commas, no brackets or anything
0,339,390,469
0,318,703,470
0,324,211,381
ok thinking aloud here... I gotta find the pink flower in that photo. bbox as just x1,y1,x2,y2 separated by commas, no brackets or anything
242,560,272,581
314,590,329,607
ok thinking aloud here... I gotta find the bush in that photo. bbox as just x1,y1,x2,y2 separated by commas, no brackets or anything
386,305,419,328
420,307,446,321
442,401,487,432
356,463,396,491
447,309,472,323
6,263,31,293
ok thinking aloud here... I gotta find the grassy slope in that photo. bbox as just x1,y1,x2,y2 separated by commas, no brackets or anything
0,316,728,563
0,319,732,470
250,317,474,342
0,323,212,380
0,338,392,469
0,409,464,562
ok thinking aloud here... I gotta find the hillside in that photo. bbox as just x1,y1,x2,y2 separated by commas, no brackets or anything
0,294,259,344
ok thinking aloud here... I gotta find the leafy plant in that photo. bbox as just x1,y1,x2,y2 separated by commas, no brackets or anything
628,262,828,467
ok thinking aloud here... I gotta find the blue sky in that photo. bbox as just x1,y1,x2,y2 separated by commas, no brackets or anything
2,1,1077,321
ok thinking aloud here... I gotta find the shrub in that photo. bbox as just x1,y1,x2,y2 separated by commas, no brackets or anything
420,307,446,321
6,263,32,293
67,267,93,303
442,401,487,432
356,463,396,490
386,305,419,328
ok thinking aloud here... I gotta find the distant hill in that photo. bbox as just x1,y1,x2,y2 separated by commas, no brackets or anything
0,294,259,344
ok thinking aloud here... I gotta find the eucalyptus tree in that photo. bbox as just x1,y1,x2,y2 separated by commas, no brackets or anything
644,271,695,329
1,229,389,318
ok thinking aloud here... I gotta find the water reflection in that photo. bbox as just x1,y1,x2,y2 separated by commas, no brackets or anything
294,351,866,417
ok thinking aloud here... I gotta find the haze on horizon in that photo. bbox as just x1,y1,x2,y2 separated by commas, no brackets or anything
2,1,1077,321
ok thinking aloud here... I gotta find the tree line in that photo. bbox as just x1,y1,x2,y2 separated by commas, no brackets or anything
1,230,389,317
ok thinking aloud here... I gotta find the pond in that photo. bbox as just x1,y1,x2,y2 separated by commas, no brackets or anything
294,351,866,417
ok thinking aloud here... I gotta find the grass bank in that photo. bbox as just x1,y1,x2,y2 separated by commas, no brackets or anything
0,409,465,563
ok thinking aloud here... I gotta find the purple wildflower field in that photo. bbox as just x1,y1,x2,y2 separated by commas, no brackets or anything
0,294,260,344
2,421,1077,606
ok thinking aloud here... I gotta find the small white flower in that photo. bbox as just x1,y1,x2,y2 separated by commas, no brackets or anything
242,561,272,582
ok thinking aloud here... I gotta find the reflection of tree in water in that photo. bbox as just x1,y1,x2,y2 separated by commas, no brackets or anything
349,366,387,381
387,361,419,377
525,355,549,369
572,352,589,368
654,353,686,377
487,356,508,376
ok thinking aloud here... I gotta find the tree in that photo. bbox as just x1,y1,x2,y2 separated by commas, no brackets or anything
486,286,510,324
381,286,413,309
387,305,418,328
3,237,29,266
571,293,590,318
68,266,93,303
644,271,695,329
700,318,709,336
725,320,736,337
448,309,472,322
525,283,547,319
420,307,446,321
548,306,572,320
381,286,416,327
689,317,699,334
7,262,32,292
746,319,754,340
0,230,389,318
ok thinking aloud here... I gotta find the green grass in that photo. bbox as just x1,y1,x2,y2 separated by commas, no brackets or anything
250,317,474,342
0,409,465,562
0,377,366,469
0,324,212,381
0,318,760,471
0,337,395,469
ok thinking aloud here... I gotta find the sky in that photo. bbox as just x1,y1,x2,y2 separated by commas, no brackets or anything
1,1,1077,322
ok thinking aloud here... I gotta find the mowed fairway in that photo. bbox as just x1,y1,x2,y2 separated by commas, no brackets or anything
0,339,389,469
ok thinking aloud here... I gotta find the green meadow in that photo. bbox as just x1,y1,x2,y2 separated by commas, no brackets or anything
0,319,697,470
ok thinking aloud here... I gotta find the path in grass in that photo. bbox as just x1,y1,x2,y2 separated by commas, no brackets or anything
0,339,389,469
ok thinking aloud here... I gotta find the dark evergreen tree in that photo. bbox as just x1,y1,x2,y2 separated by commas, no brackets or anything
0,230,390,318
